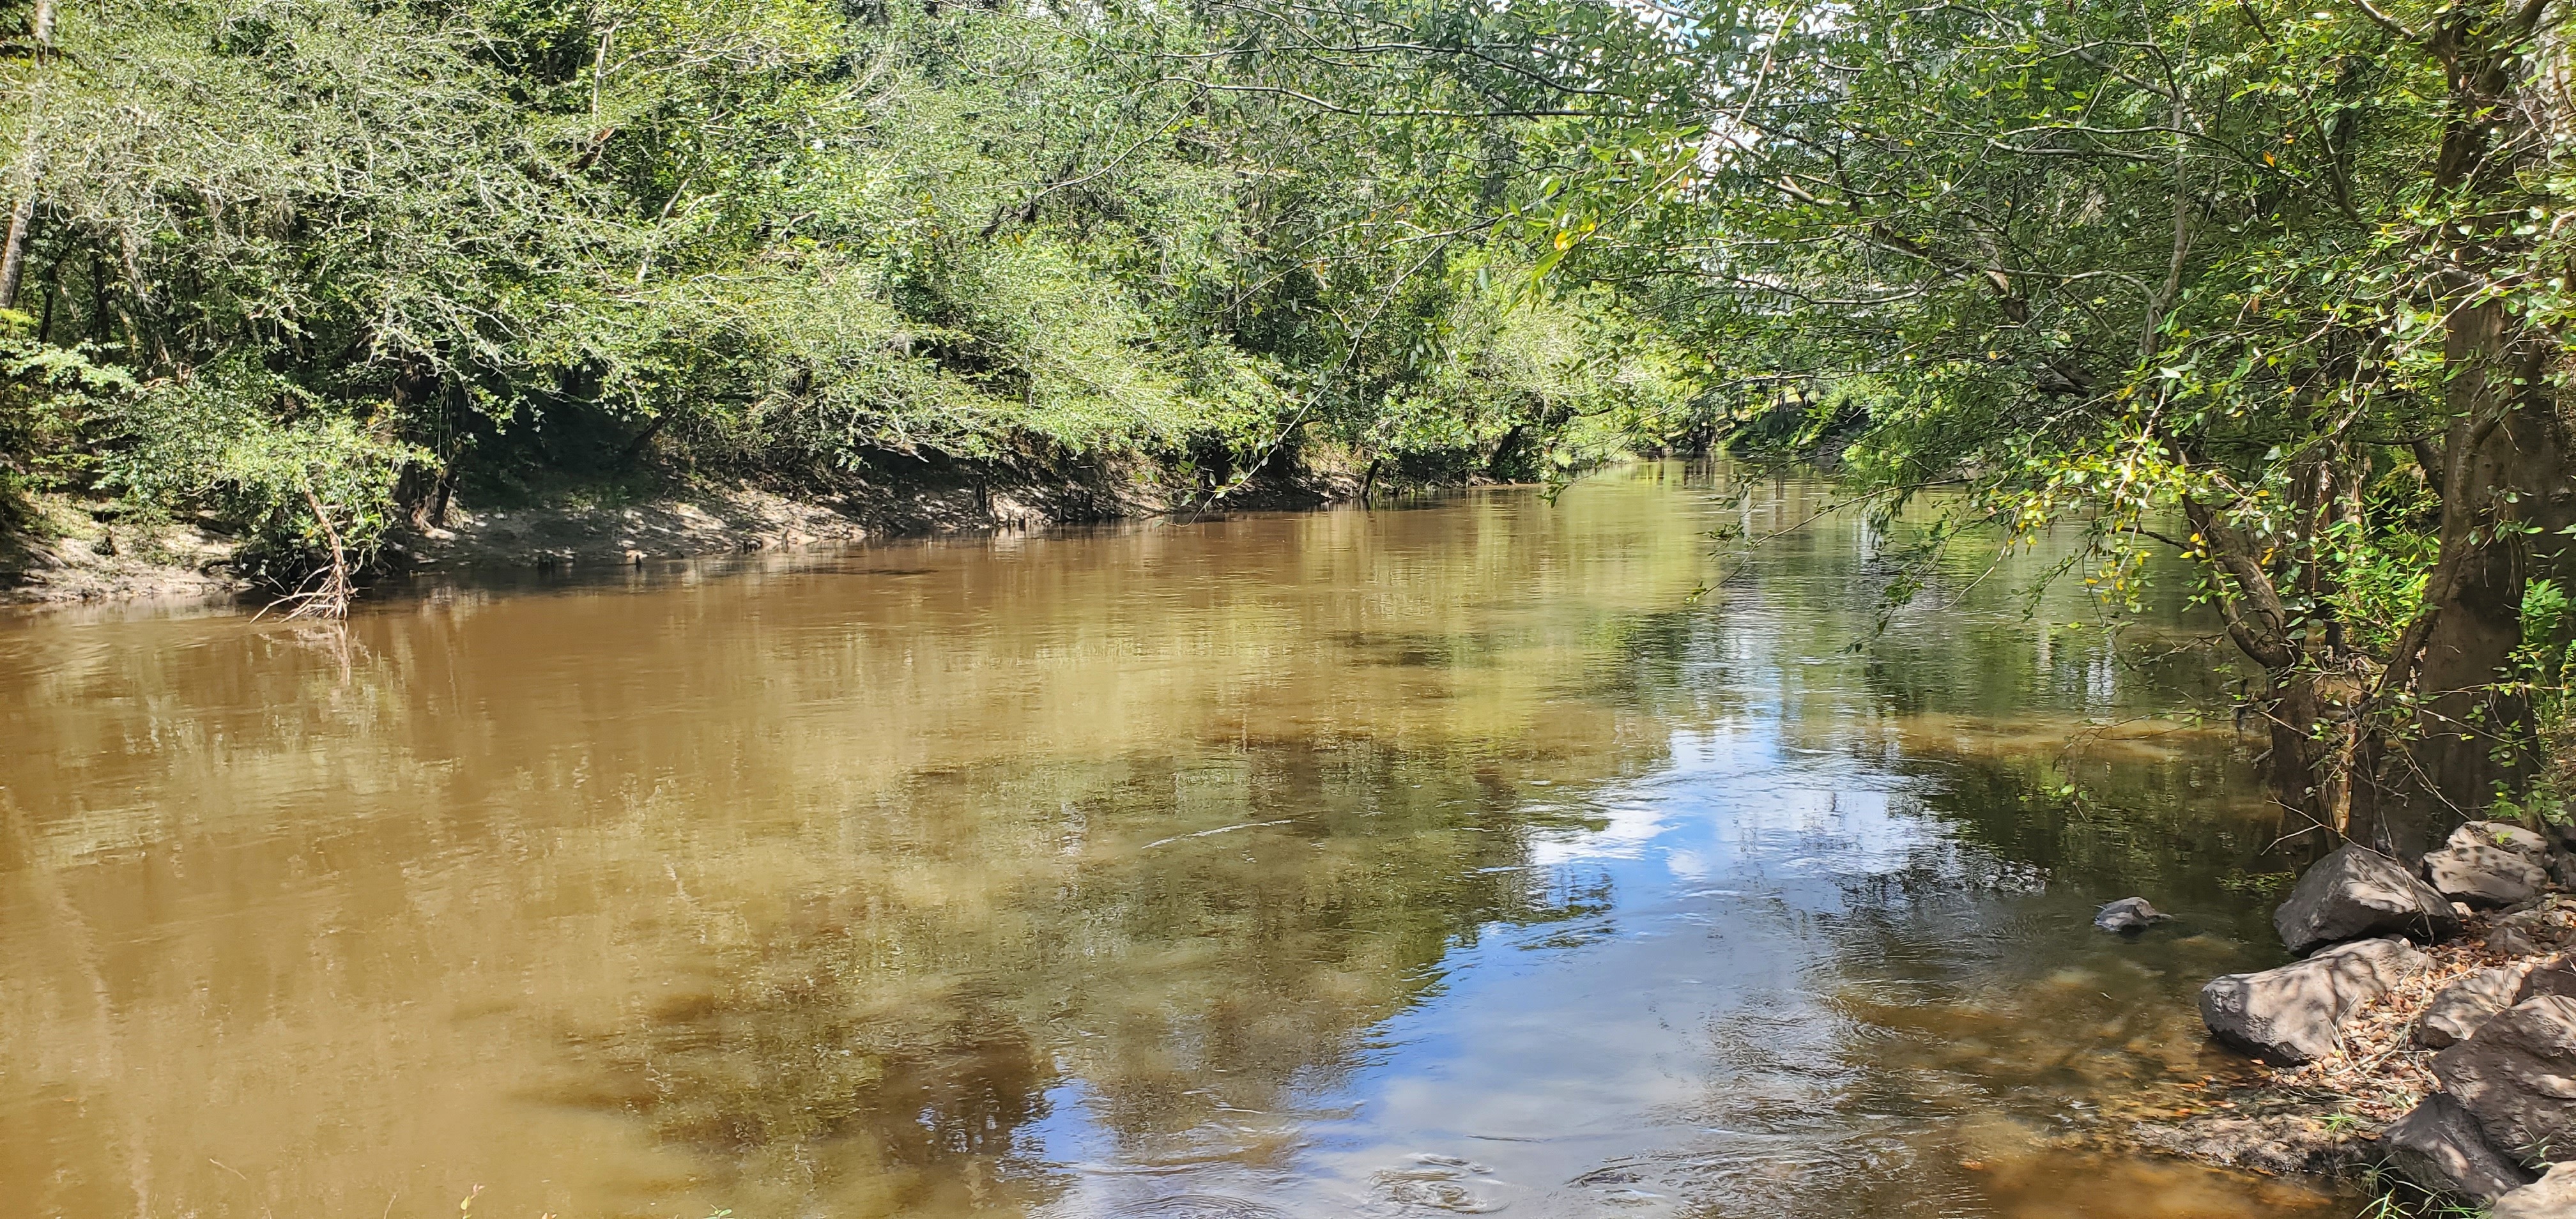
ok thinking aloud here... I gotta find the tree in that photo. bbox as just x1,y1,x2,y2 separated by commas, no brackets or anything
1188,0,2576,845
1636,0,2576,848
0,0,1689,608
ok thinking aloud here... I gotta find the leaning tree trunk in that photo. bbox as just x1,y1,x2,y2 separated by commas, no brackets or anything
2182,496,2358,839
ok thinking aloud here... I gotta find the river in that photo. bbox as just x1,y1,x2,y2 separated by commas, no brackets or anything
0,464,2352,1218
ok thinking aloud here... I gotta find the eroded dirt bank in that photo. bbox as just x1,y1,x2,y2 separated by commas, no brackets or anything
0,494,247,606
2,465,1356,610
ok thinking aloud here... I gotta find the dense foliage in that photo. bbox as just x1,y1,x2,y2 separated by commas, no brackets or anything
0,0,1694,575
1617,0,2576,843
1178,0,2576,841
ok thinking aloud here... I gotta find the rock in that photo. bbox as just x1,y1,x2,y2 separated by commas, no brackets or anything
2450,822,2572,898
2495,1162,2576,1219
2497,903,2576,958
2453,821,2556,861
2425,841,2552,908
2423,964,2540,1048
2094,897,2169,934
2501,924,2556,957
2381,1091,2538,1202
2199,937,2430,1066
2273,843,2464,954
2433,995,2576,1163
2525,956,2576,1003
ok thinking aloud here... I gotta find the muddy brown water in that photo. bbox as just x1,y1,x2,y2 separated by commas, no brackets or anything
1,465,2356,1219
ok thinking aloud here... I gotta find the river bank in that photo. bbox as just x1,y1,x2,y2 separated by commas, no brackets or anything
0,460,1360,610
2133,829,2576,1211
0,492,246,606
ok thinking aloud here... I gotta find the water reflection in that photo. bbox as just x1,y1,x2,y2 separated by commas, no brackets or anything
0,465,2345,1219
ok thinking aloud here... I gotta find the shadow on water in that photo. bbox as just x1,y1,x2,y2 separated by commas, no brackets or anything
0,463,2350,1219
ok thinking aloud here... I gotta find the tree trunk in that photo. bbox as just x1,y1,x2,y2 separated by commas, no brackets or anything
0,193,34,311
0,0,56,311
390,366,460,530
2376,2,2576,844
2412,382,2575,825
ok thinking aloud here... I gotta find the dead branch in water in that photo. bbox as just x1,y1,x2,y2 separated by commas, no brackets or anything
259,484,355,620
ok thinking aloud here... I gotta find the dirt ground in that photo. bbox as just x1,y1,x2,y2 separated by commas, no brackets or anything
0,494,247,608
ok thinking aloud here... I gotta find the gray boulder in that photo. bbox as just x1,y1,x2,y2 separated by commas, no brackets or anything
2094,897,2169,934
2426,841,2551,908
2382,1091,2538,1202
2501,924,2557,958
2524,956,2576,1002
2274,843,2464,955
2453,821,2556,860
2494,1162,2576,1219
2433,995,2576,1163
2422,964,2539,1048
2496,903,2576,958
2453,821,2576,896
2199,937,2429,1066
